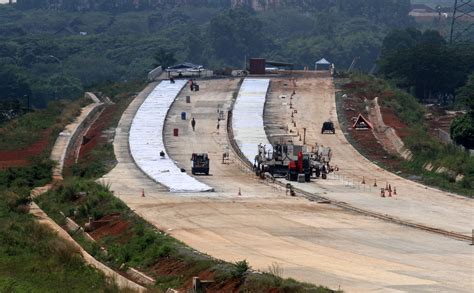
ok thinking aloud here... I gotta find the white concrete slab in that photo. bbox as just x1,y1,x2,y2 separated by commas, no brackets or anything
129,80,213,193
232,78,272,165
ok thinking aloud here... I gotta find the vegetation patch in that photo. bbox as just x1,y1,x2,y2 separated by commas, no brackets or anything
340,74,473,196
68,81,144,178
37,179,339,292
0,99,85,151
0,168,118,292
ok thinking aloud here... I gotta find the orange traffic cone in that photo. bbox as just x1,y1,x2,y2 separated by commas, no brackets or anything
373,179,377,187
385,182,389,190
362,177,365,184
141,189,145,197
238,188,241,196
393,187,397,195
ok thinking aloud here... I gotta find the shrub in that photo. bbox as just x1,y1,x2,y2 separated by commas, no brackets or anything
232,259,250,279
450,112,474,149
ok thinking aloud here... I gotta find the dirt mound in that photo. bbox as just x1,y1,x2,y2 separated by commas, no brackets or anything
89,214,130,241
380,107,409,139
344,98,401,170
150,257,193,276
79,104,117,159
0,129,51,169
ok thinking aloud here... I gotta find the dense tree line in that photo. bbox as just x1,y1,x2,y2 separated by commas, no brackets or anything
378,28,474,102
377,28,474,149
1,0,412,112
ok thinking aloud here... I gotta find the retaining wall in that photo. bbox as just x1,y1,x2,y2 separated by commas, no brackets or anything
33,99,146,292
51,102,104,180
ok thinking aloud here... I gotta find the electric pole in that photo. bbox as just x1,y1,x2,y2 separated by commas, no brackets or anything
450,0,474,44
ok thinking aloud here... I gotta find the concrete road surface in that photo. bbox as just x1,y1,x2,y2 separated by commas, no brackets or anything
264,75,473,236
102,78,474,292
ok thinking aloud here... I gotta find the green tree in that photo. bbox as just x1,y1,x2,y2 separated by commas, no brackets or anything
379,28,474,101
153,48,177,69
0,64,31,102
451,112,474,149
209,9,270,66
456,74,474,110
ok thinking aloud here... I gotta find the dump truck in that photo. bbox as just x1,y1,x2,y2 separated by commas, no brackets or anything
191,153,209,175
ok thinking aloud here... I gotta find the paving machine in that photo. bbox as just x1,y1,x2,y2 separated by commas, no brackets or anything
191,153,209,175
311,144,333,179
254,143,332,182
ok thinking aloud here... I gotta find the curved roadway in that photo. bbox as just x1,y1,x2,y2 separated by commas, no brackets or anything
102,78,474,292
264,75,473,236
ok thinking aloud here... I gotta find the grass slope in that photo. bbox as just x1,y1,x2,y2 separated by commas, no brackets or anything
341,74,473,196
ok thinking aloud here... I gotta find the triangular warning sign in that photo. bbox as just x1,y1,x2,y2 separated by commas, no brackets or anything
352,114,373,130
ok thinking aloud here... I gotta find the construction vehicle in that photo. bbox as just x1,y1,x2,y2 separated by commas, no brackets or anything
191,153,209,175
254,142,332,182
321,121,335,134
311,144,332,179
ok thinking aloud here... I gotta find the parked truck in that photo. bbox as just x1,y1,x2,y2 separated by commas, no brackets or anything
191,153,209,175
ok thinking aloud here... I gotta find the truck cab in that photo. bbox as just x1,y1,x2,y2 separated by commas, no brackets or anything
191,153,209,175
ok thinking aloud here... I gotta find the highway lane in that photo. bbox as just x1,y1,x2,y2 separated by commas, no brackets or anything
102,77,474,292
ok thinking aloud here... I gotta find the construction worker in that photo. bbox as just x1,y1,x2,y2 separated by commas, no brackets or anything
191,117,196,131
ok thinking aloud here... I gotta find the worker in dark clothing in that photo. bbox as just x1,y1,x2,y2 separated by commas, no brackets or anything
191,118,196,131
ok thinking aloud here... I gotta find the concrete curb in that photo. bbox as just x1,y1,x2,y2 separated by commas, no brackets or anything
30,200,146,292
33,99,147,292
50,102,104,181
370,97,413,160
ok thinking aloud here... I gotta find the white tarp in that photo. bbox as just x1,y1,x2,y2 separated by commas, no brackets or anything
232,78,272,165
129,80,213,192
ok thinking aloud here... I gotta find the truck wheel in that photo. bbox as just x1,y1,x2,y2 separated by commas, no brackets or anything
322,173,327,180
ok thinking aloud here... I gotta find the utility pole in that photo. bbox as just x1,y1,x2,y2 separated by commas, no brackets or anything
450,0,474,44
450,0,459,44
347,57,359,72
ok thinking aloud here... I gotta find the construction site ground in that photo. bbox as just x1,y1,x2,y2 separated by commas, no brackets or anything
101,77,474,292
264,75,472,236
0,129,51,169
340,95,403,170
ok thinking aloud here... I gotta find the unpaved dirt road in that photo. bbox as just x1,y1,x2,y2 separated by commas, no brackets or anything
265,74,473,237
102,78,474,292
